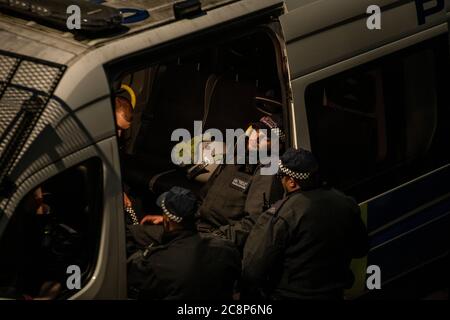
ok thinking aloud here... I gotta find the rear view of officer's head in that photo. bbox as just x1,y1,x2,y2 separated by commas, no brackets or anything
278,148,321,193
115,96,133,134
156,187,198,232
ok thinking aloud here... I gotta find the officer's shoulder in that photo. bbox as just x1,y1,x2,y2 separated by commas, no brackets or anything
303,187,347,199
205,236,235,250
285,188,336,210
205,237,240,256
264,196,291,216
328,188,358,204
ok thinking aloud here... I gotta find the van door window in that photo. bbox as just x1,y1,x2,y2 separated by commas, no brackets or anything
0,158,102,299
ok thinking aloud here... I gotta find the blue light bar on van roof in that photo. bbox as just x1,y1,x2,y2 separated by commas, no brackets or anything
0,0,123,32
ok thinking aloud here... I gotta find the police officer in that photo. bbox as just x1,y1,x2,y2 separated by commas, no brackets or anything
114,95,137,220
197,115,285,249
127,187,241,300
242,148,368,300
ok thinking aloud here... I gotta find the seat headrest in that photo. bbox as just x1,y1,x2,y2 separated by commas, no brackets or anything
255,96,283,115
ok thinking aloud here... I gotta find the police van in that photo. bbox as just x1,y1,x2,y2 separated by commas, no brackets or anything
0,0,448,299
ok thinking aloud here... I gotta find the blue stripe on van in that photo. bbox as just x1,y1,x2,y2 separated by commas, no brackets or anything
367,213,449,282
369,197,450,248
367,165,450,233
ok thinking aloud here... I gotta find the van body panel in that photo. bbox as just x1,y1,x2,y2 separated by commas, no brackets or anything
279,0,448,151
0,0,253,48
0,25,79,65
0,96,116,219
0,45,125,298
0,0,282,60
280,0,447,79
281,0,399,42
287,23,447,152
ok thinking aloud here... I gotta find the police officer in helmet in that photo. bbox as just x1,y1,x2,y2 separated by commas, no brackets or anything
242,148,368,299
197,115,286,250
127,187,240,300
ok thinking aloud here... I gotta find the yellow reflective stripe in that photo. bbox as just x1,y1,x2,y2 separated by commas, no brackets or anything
120,84,137,109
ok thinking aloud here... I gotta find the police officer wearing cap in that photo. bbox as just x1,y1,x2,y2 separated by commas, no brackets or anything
198,115,285,249
127,187,241,300
242,148,368,300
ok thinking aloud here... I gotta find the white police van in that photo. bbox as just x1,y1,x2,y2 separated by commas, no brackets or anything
0,0,448,299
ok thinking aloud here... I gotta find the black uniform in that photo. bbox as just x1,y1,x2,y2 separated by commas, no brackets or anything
128,229,241,300
242,188,368,300
198,163,283,248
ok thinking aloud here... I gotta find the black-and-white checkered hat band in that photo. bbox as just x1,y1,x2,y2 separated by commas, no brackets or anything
161,199,183,223
257,116,286,142
278,160,311,180
272,128,286,142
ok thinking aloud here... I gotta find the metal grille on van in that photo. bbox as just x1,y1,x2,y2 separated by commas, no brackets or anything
0,51,65,199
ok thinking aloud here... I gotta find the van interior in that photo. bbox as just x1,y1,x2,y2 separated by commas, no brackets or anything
111,28,288,216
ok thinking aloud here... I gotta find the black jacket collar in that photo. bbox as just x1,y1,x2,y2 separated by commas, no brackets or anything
286,189,302,198
161,228,197,244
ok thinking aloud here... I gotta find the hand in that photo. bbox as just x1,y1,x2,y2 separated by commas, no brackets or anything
141,215,163,225
123,193,132,208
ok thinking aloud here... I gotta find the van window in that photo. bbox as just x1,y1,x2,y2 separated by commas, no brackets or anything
305,35,449,201
0,158,102,299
